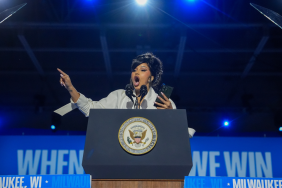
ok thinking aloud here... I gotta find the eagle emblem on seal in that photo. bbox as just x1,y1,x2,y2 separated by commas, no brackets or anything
127,125,149,148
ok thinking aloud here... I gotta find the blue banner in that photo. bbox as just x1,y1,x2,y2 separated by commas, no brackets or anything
184,177,282,188
0,136,85,175
0,136,281,177
0,175,91,188
189,137,282,177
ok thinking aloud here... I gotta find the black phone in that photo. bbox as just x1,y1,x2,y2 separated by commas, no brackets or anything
154,84,174,107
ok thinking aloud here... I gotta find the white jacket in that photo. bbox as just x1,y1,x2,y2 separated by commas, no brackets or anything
54,88,195,137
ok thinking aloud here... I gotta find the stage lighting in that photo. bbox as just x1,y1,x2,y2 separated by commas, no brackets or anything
186,0,197,3
224,121,229,126
136,0,148,6
279,127,282,131
51,113,61,132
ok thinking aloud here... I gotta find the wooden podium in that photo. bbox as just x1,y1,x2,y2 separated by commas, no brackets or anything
92,179,184,188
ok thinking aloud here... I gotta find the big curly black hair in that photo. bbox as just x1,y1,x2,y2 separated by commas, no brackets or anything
131,52,163,91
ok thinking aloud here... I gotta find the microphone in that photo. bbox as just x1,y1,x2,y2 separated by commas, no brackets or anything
139,85,148,103
125,84,135,103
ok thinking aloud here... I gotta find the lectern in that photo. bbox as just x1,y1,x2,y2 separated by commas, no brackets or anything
82,109,192,188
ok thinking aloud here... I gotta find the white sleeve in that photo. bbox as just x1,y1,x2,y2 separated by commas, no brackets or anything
71,91,119,117
169,99,177,109
54,90,121,117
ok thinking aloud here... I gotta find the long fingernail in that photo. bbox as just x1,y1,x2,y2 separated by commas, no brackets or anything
60,74,63,77
63,83,66,87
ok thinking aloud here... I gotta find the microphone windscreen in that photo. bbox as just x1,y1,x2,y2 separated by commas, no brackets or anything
140,85,147,95
125,84,135,103
125,84,134,90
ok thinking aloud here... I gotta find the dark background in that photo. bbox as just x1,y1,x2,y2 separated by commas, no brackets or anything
1,0,282,136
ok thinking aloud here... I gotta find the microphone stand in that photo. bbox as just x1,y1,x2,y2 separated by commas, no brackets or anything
134,97,138,109
135,85,147,109
134,95,140,109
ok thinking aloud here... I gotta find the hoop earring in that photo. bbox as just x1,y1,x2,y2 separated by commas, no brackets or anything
149,77,152,87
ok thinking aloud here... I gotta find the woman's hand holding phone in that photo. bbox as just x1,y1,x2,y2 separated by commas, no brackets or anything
154,92,173,109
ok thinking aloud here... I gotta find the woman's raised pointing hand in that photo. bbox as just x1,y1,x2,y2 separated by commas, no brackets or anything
57,68,80,103
57,68,73,91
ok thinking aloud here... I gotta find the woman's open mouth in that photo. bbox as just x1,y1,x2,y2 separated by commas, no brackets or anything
133,76,140,87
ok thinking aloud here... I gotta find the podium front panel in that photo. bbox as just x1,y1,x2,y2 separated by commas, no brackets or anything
82,109,192,179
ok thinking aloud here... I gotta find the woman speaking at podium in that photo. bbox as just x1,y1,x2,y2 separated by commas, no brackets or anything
55,52,195,137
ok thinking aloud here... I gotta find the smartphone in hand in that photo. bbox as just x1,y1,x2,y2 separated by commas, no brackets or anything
154,84,174,107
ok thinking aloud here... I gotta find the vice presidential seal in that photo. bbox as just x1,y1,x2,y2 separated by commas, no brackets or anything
118,117,157,155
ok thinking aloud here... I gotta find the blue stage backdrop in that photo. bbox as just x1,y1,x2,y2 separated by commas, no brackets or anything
0,136,281,177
